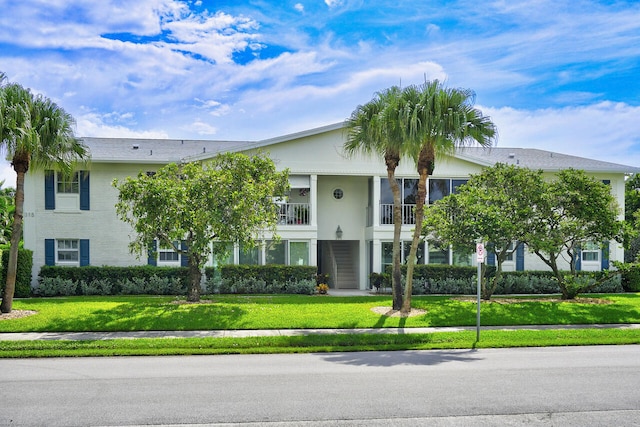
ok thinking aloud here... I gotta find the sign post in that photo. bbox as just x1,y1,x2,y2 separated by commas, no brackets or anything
476,242,484,342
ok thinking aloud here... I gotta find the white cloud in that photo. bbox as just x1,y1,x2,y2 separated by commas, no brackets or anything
484,101,640,167
324,0,343,8
0,164,16,189
187,120,218,136
76,113,169,139
294,3,304,12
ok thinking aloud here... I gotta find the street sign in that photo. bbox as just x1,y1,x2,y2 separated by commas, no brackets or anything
476,243,485,263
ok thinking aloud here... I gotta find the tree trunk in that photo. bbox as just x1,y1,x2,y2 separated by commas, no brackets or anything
1,162,27,313
386,154,403,311
402,146,433,313
187,253,202,303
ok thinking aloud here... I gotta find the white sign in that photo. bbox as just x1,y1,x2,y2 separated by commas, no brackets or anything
476,243,485,263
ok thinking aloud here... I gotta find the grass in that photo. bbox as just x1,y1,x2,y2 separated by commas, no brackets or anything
1,293,639,357
2,328,640,358
1,294,639,333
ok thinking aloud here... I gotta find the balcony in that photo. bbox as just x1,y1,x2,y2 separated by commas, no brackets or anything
278,203,310,225
380,203,416,225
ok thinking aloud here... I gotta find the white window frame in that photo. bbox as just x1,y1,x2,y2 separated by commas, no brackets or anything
157,240,181,266
56,239,79,266
581,242,600,264
56,172,80,194
55,172,80,211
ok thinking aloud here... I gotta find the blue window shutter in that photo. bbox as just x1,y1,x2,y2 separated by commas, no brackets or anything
80,239,90,266
45,171,55,210
575,245,582,271
45,239,55,265
181,240,189,267
516,242,525,271
148,240,157,266
487,247,495,266
601,241,610,270
80,171,90,210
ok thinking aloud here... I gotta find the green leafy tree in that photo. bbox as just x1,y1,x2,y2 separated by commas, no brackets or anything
423,164,545,299
525,169,624,299
344,86,407,310
113,154,289,302
0,73,88,313
0,183,15,244
400,81,496,312
624,174,640,262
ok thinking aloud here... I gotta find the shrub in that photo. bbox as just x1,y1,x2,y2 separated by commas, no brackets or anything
213,276,316,295
34,277,77,296
1,248,33,298
621,265,640,292
220,265,316,285
38,265,190,291
80,279,113,295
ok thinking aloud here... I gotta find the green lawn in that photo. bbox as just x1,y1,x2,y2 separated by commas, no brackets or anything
2,294,639,358
2,293,640,333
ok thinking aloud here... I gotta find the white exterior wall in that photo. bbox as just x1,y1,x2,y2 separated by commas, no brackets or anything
24,163,164,285
22,124,633,289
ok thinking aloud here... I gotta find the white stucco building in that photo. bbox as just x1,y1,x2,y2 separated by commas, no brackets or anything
23,122,639,289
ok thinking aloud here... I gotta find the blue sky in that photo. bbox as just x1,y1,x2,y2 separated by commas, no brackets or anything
1,0,640,185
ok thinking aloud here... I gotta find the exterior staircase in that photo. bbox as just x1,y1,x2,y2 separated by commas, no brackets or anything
331,241,358,289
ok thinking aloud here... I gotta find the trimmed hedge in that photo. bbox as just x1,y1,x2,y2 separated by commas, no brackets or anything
37,265,190,296
377,265,624,295
217,264,317,284
39,265,189,286
1,248,33,298
621,265,640,292
204,264,318,295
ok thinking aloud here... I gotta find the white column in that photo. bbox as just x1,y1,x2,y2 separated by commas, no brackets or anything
372,176,381,227
310,238,318,267
372,239,382,273
310,174,318,227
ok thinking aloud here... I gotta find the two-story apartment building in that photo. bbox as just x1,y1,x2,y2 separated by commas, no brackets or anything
23,122,639,289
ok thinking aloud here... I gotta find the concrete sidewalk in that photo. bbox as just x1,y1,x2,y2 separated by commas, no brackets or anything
2,323,639,341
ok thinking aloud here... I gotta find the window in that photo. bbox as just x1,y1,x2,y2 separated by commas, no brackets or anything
581,242,600,262
57,172,79,194
428,244,450,264
381,241,426,271
45,239,89,266
239,243,261,265
452,179,469,193
158,241,180,263
57,239,79,263
289,241,309,266
212,242,234,267
46,170,89,210
428,179,450,204
266,240,286,264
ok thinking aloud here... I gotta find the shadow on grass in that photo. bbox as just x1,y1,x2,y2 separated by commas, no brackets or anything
18,297,247,332
423,295,640,327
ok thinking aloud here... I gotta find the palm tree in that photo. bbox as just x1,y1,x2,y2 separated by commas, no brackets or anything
400,80,496,312
344,86,407,310
0,74,88,313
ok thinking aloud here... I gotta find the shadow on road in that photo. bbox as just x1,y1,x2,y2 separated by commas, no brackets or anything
320,348,483,367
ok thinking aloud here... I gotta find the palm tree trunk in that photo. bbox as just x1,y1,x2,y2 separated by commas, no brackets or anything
402,146,433,313
1,165,27,313
388,171,403,311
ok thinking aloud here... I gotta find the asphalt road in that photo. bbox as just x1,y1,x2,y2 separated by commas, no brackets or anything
1,345,639,426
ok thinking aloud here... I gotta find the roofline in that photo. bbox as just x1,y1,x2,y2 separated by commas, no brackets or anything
184,122,346,162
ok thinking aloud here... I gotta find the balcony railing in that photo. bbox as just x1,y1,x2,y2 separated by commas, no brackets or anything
380,203,416,225
278,203,310,225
